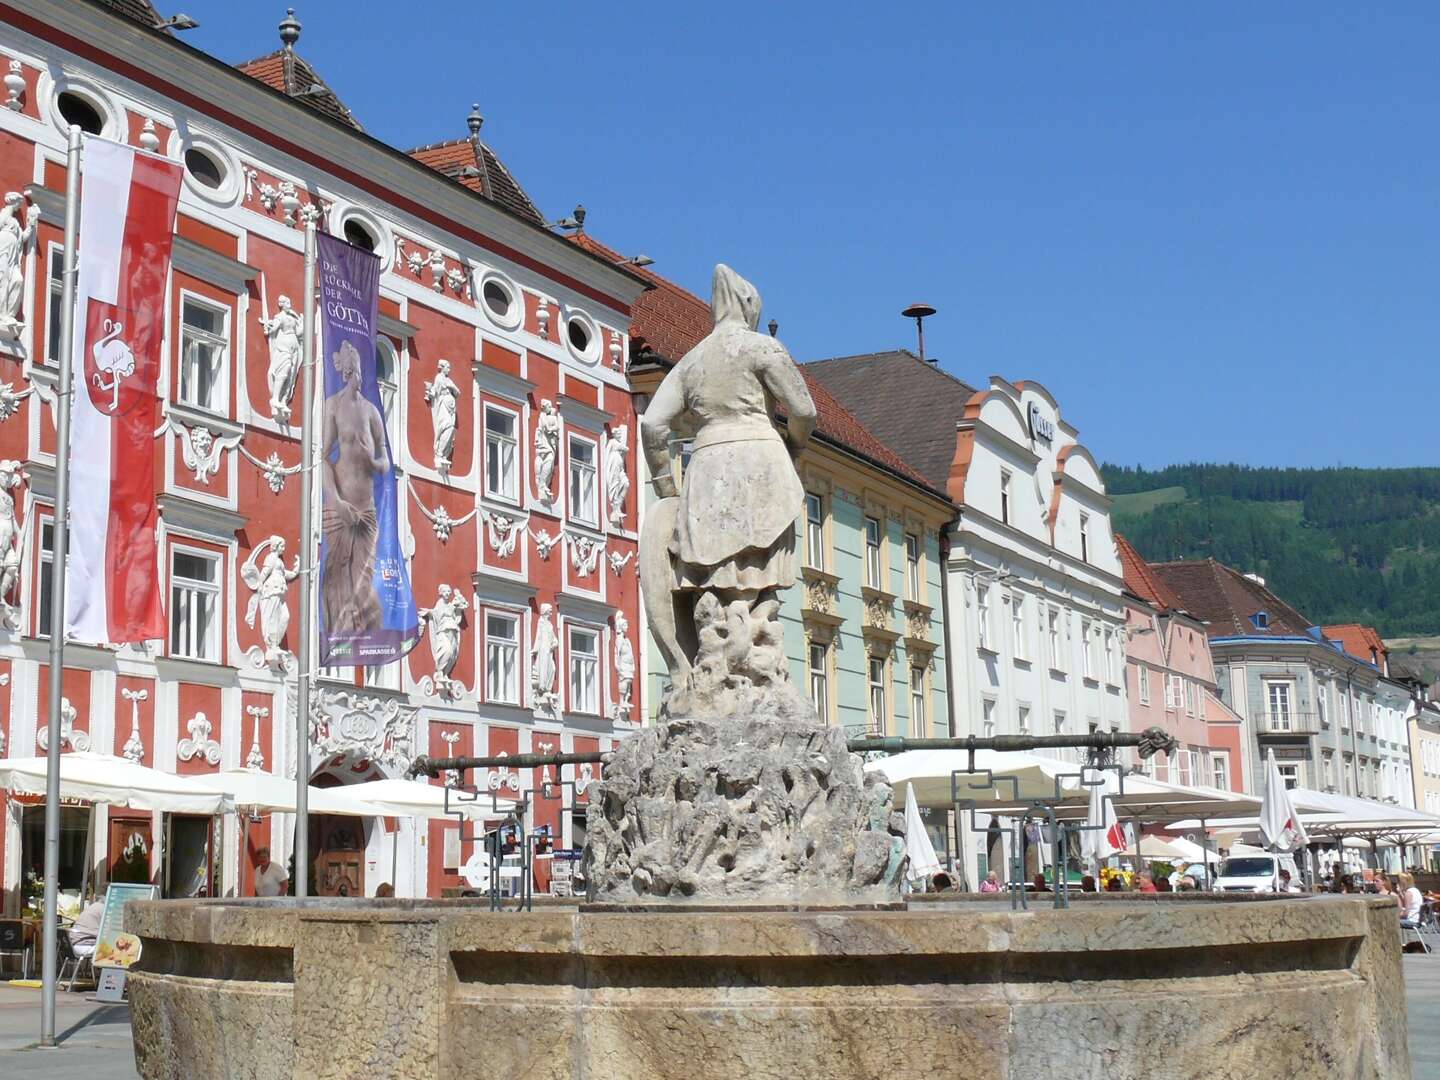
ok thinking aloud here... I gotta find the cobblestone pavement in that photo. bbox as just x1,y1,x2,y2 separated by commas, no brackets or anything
0,961,1437,1078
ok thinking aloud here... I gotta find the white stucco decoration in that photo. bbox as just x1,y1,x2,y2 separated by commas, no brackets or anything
530,603,559,718
424,359,460,476
0,192,38,343
259,292,303,423
533,398,560,504
165,419,242,485
530,527,559,560
567,532,603,578
608,550,634,576
483,509,525,559
241,535,299,671
408,478,477,543
611,611,635,722
36,698,87,752
605,425,630,528
245,704,268,770
177,712,221,766
239,445,302,495
121,687,148,763
418,584,468,701
0,459,24,630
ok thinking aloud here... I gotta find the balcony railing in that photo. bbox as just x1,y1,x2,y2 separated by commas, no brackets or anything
1258,711,1323,736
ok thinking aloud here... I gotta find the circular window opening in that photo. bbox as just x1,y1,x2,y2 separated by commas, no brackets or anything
567,317,592,354
343,218,376,252
56,91,104,135
483,279,513,318
184,147,225,190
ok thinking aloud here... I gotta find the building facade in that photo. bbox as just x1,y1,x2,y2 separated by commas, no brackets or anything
612,251,955,738
1407,685,1440,824
0,1,647,909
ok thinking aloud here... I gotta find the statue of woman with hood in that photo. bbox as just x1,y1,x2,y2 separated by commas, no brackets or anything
639,264,816,709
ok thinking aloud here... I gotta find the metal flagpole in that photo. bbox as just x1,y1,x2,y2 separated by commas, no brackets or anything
294,208,317,897
40,124,81,1048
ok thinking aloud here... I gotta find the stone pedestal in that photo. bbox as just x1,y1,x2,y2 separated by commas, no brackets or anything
125,894,1409,1079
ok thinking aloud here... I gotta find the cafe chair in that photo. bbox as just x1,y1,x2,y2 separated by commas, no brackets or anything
56,928,94,991
0,918,31,980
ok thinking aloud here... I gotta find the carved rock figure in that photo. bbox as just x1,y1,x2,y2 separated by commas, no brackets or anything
418,583,468,696
241,535,300,668
0,192,37,340
260,294,303,422
612,612,634,720
530,602,559,715
0,459,24,628
424,359,460,474
533,398,560,503
605,425,630,528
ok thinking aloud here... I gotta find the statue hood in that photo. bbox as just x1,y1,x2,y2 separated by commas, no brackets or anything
711,264,762,331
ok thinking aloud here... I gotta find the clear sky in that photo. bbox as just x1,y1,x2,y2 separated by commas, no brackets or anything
174,2,1439,469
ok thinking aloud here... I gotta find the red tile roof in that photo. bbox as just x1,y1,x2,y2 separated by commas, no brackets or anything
406,139,544,227
1321,624,1387,667
1148,559,1316,639
1115,534,1184,612
235,49,363,131
571,234,950,503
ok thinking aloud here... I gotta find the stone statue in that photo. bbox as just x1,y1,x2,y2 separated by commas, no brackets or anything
424,359,460,475
605,425,630,528
611,611,634,720
241,535,299,669
530,602,559,716
0,192,38,341
583,264,906,904
418,583,467,698
0,459,24,628
259,294,303,422
533,398,560,503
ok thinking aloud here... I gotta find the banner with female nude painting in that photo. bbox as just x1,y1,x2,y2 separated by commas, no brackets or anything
316,232,419,666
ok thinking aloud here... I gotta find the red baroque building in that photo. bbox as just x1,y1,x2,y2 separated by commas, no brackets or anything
0,0,647,906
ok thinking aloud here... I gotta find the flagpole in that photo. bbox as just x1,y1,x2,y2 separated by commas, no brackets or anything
294,207,318,897
40,123,81,1048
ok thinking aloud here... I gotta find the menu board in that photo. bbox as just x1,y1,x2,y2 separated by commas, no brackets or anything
92,882,157,969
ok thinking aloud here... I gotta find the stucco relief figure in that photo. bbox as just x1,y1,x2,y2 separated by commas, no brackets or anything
0,459,25,628
321,340,386,635
423,359,460,475
533,399,560,503
530,602,559,716
611,611,634,721
0,192,37,341
639,264,816,716
605,425,631,528
418,584,468,698
259,294,303,422
241,535,300,669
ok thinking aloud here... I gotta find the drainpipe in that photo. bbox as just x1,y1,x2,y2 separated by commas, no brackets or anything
1347,668,1361,797
939,522,956,737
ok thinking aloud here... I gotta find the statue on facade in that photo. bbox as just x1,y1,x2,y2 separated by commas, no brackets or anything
259,294,303,423
605,424,630,528
241,535,300,669
533,398,560,503
424,359,460,476
530,601,559,716
0,192,38,341
583,264,905,904
0,459,25,629
611,611,634,721
418,583,468,698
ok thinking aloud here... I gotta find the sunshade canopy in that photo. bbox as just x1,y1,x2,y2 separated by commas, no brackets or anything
188,769,376,816
342,778,517,821
0,752,232,814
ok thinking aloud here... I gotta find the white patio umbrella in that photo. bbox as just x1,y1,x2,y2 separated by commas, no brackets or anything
1079,764,1124,867
903,785,941,885
1117,837,1191,861
1258,748,1309,853
342,778,518,821
868,749,1089,809
0,752,232,813
188,769,375,816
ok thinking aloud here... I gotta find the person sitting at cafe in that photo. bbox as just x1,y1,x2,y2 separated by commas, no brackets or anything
1135,873,1158,894
1177,875,1198,892
69,895,106,959
253,847,289,898
1031,874,1050,893
1398,873,1424,929
1080,875,1097,893
979,871,1001,894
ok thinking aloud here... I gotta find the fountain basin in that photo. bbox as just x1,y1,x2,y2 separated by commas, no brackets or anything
124,893,1409,1079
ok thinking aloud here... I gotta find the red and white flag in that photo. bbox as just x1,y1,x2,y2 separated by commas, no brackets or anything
1080,765,1125,863
66,137,183,644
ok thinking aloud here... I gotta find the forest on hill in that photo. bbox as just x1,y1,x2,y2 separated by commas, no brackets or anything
1101,463,1440,639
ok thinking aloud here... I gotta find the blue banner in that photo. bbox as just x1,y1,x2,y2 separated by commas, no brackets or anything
316,232,419,666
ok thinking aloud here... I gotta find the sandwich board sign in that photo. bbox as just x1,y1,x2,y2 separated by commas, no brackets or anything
92,883,157,1001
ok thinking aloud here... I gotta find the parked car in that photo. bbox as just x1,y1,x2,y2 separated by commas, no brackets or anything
1212,853,1299,893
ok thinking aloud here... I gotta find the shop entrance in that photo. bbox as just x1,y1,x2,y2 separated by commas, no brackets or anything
308,753,381,897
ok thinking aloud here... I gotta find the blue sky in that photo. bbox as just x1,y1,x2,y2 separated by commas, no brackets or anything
176,3,1439,469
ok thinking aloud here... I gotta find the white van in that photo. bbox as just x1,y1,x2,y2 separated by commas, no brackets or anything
1212,852,1300,893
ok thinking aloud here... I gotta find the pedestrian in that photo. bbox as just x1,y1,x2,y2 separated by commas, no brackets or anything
375,882,395,898
1136,873,1158,894
979,871,1001,894
253,846,289,897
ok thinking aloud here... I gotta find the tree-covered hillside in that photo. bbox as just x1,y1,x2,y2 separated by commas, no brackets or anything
1101,464,1440,637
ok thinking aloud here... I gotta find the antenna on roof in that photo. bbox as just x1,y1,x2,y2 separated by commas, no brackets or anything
551,204,586,232
901,302,937,363
466,103,484,142
279,8,301,51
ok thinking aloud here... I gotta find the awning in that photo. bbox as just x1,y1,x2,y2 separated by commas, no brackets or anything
0,752,233,814
188,769,377,816
341,778,518,822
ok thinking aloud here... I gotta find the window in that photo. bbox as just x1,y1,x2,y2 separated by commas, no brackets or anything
1011,594,1026,660
1138,665,1150,705
1079,513,1090,562
178,297,228,413
45,245,64,366
977,585,992,651
343,218,377,252
363,662,400,691
1277,763,1299,791
1081,620,1095,678
1103,629,1116,683
1342,755,1354,796
376,338,399,447
982,698,996,739
808,643,829,722
1342,692,1352,733
1053,711,1066,736
1017,705,1030,735
864,516,882,589
1267,681,1292,731
184,147,225,190
485,612,520,704
480,275,519,328
483,405,520,503
804,493,825,569
1316,681,1329,728
1000,470,1011,524
37,517,58,637
169,549,220,661
1048,608,1062,670
909,666,926,733
56,91,104,134
567,626,599,714
1184,679,1196,716
904,533,921,602
567,435,598,526
1212,754,1230,792
1164,674,1178,709
868,655,887,733
567,317,593,355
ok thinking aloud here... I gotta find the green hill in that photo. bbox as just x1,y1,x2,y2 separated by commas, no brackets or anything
1101,464,1440,637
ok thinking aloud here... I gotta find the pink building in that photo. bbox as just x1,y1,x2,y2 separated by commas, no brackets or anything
1118,537,1246,792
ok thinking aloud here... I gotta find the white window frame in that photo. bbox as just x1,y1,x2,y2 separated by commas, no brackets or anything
567,433,599,527
44,241,65,368
485,609,522,705
1184,678,1196,717
169,544,221,662
868,654,888,733
1138,665,1150,706
1079,512,1090,563
805,492,825,570
977,584,992,651
1316,681,1329,728
1048,607,1062,671
864,516,883,589
375,336,401,452
1277,763,1299,791
1000,469,1011,525
909,664,926,734
1011,593,1027,661
363,661,401,692
981,697,996,739
808,641,830,723
1017,704,1030,735
1211,753,1230,792
904,533,921,603
1266,680,1293,732
566,623,601,715
483,402,521,505
176,291,231,415
1103,629,1117,683
36,513,57,638
1081,620,1095,679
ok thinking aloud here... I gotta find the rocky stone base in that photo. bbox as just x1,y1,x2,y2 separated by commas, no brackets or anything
581,702,905,903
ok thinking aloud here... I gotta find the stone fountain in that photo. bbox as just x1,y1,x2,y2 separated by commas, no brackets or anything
123,265,1410,1079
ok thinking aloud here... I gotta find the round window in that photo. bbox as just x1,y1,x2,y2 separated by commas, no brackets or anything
184,147,225,190
56,91,104,135
344,218,376,252
567,317,592,354
483,279,512,318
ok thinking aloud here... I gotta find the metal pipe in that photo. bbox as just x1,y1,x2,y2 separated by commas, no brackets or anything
40,124,81,1049
293,211,318,897
410,750,609,778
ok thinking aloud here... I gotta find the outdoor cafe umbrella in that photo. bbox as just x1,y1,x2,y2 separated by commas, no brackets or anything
0,752,232,813
341,778,518,821
1258,748,1309,854
903,785,941,886
188,769,376,816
